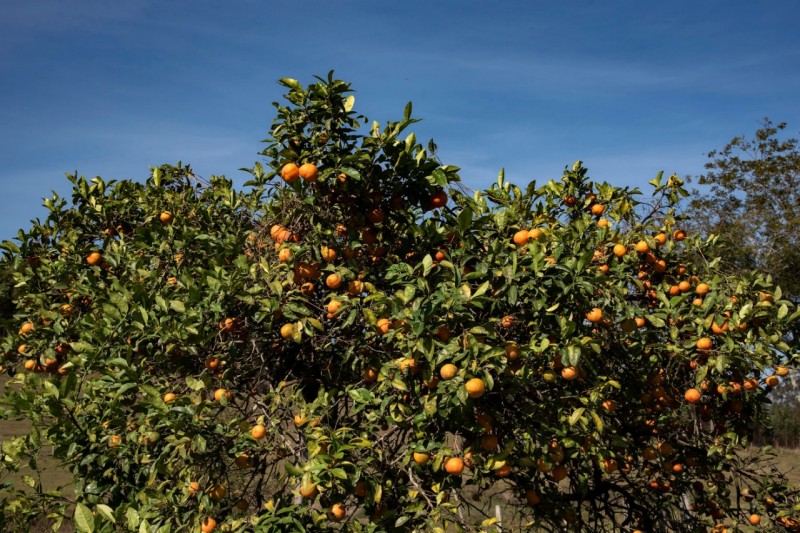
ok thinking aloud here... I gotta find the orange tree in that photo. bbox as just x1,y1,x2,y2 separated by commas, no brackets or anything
1,74,799,532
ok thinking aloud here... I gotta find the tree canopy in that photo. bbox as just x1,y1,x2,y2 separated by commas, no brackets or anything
1,75,799,532
686,119,800,304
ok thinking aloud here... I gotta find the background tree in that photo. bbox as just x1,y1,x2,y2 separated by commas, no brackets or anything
1,76,799,532
686,120,800,451
686,119,800,304
0,266,14,336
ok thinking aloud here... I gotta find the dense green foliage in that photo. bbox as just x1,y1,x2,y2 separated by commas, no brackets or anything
1,76,799,532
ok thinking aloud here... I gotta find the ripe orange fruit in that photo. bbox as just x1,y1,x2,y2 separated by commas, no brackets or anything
635,240,650,254
696,283,710,296
218,317,235,333
529,228,543,239
327,300,342,316
430,189,448,208
602,399,617,412
347,280,364,296
376,318,391,335
298,163,318,182
525,489,541,505
320,246,337,262
776,366,790,377
367,208,385,224
188,481,200,495
251,424,266,440
86,252,103,266
354,481,369,497
398,358,418,373
696,337,712,351
684,388,701,404
551,465,568,482
23,359,36,371
476,414,493,433
480,434,499,451
209,484,227,501
635,317,646,328
643,446,657,460
585,308,603,323
435,325,451,341
678,280,691,292
590,203,605,216
109,435,122,448
658,442,673,457
235,454,251,469
613,244,626,257
299,482,318,499
324,273,342,289
278,248,292,262
300,282,314,295
561,366,578,380
513,230,530,246
439,363,458,380
280,163,300,183
19,322,34,336
495,464,512,477
363,368,378,383
329,503,346,522
200,517,217,533
602,458,618,473
504,342,521,360
413,451,431,465
444,457,464,476
711,321,729,335
163,392,177,403
765,375,779,387
501,315,515,328
749,514,760,525
280,323,295,339
758,291,774,303
672,229,686,241
597,218,610,228
159,211,174,224
293,413,308,427
214,388,232,402
204,357,221,371
465,378,486,398
654,233,667,246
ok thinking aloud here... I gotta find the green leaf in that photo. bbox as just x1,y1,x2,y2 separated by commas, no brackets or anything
777,304,788,320
279,78,302,90
471,281,489,299
96,504,116,524
74,503,95,533
457,207,473,233
43,380,60,399
185,377,205,391
343,95,355,112
568,408,585,426
422,255,433,277
169,300,185,313
590,411,604,433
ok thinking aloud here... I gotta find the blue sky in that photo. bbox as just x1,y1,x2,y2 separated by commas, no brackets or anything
1,1,799,238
